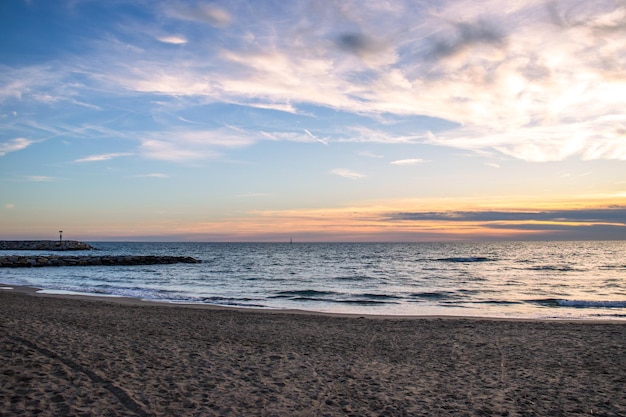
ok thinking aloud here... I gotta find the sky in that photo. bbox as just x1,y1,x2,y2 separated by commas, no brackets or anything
1,0,625,242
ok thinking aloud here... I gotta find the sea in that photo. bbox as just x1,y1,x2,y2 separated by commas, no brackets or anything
1,241,625,320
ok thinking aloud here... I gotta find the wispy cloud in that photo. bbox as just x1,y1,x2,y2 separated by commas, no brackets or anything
157,35,188,45
165,3,231,27
135,173,169,178
25,176,55,182
3,0,626,164
245,102,299,114
339,127,427,144
137,126,337,161
331,169,366,180
390,158,429,166
388,207,626,225
304,129,328,145
74,153,133,163
138,128,255,161
5,203,15,209
140,139,215,161
0,138,33,156
358,151,384,159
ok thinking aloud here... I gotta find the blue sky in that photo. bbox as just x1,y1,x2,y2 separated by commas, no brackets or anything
1,0,625,241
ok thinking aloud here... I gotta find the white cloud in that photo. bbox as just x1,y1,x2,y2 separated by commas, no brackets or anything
340,127,426,144
245,102,299,114
331,169,366,180
74,153,132,163
486,163,501,168
212,1,624,161
157,35,188,45
258,130,317,143
113,67,216,96
140,139,215,161
0,138,33,156
4,0,626,164
390,158,428,165
428,115,626,162
5,203,15,209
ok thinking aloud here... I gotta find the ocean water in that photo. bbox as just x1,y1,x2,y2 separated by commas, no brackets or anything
1,241,625,320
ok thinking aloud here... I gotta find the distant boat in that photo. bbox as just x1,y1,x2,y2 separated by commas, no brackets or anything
290,238,293,244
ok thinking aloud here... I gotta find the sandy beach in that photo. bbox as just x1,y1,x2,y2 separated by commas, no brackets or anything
1,287,624,416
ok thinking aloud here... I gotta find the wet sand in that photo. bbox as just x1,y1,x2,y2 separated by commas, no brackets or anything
1,286,624,416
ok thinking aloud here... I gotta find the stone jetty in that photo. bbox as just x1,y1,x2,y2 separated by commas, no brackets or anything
0,255,201,267
0,240,95,251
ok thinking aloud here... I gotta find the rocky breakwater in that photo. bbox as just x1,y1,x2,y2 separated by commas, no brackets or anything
0,240,95,251
0,255,201,267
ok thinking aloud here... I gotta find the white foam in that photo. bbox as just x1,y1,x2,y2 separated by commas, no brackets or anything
37,289,123,298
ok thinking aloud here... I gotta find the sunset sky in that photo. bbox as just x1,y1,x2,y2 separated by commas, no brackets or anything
1,0,625,241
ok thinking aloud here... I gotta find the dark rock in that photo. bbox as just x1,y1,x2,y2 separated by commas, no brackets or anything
0,240,95,251
0,255,201,268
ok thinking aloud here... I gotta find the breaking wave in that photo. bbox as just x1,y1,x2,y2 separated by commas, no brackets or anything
530,299,626,308
436,257,493,263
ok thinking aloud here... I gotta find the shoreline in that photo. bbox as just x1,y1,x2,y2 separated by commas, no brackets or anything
1,285,625,416
2,283,624,323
